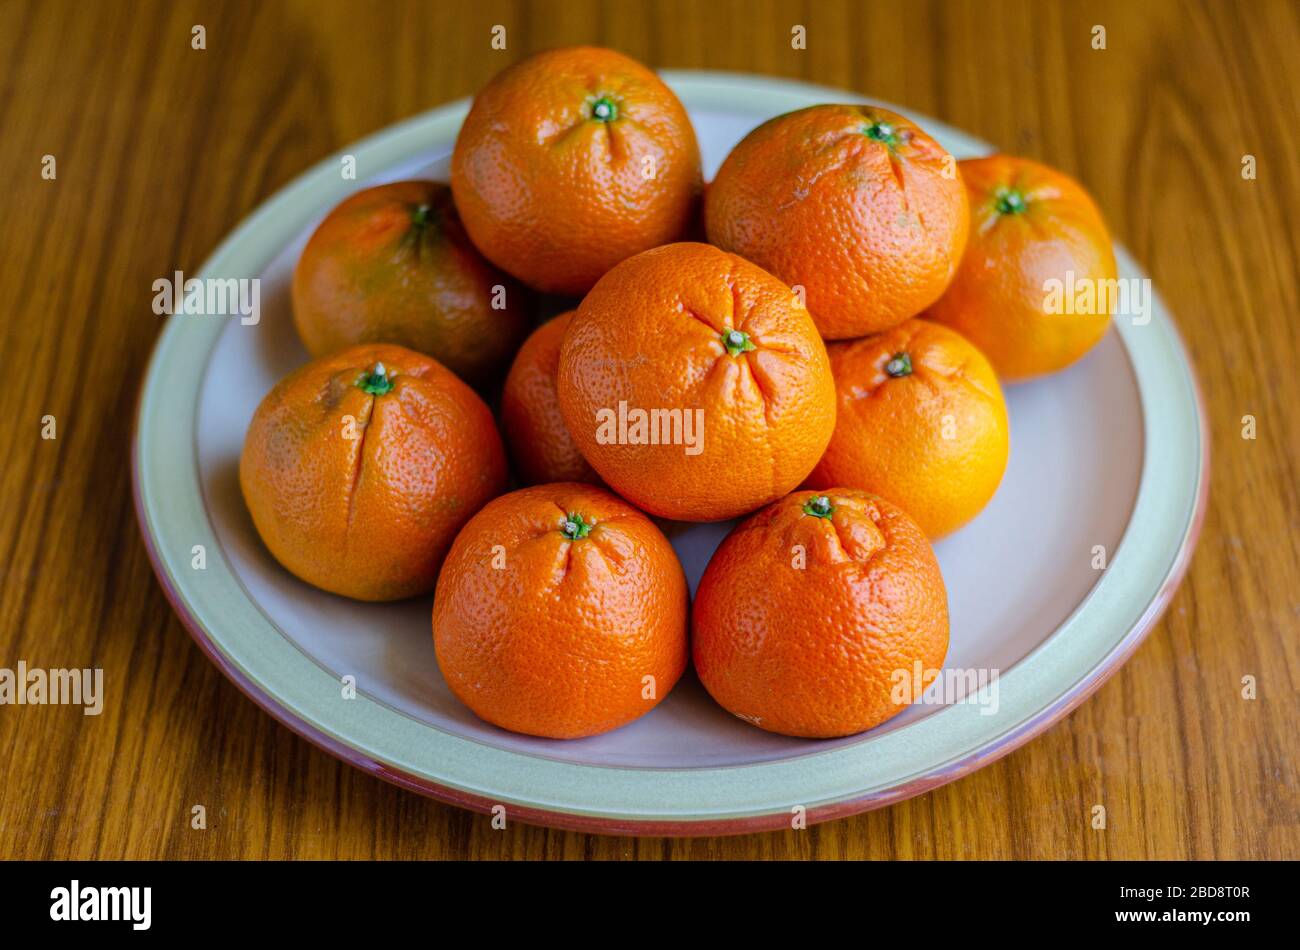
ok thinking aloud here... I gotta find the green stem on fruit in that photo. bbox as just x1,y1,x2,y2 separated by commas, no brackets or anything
591,96,618,122
560,512,592,540
993,187,1028,215
722,328,756,356
863,120,900,149
885,352,913,378
358,362,395,395
803,495,835,519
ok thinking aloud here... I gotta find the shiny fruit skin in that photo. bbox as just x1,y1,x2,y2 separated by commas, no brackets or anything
500,312,600,486
450,46,702,296
924,155,1116,381
292,180,529,388
706,104,968,339
805,318,1009,538
239,343,508,601
693,489,949,739
433,483,689,739
556,242,836,522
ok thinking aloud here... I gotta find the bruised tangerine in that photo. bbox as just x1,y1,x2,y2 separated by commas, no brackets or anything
292,181,529,387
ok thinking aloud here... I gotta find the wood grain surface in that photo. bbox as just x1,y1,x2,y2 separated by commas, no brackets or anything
0,0,1296,860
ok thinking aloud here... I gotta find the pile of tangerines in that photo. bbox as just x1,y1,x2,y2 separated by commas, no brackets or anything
240,47,1117,741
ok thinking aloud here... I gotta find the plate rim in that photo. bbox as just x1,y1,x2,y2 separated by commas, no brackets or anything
132,70,1210,835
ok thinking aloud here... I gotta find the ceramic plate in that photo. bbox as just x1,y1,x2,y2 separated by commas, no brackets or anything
133,72,1208,835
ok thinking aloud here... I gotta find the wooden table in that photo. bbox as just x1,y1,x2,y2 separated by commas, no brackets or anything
1,0,1295,860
